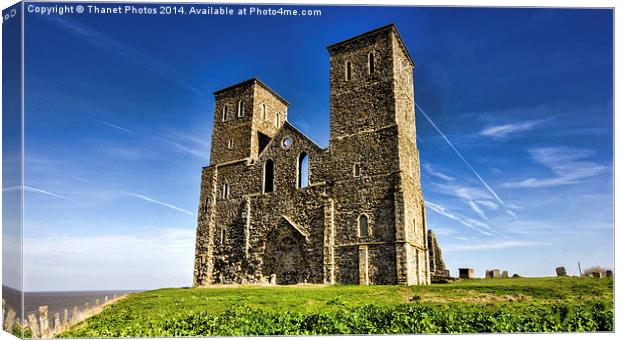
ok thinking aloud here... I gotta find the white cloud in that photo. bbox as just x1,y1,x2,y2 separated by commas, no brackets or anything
506,209,518,220
24,229,195,291
433,183,503,220
480,120,544,138
503,147,607,188
476,200,500,210
423,163,455,181
425,201,494,236
443,240,552,252
467,200,487,220
162,130,211,161
126,193,196,216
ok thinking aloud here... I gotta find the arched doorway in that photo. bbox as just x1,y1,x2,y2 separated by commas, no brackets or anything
262,219,309,284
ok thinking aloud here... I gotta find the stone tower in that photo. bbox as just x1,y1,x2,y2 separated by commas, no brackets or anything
193,24,430,287
210,79,289,165
326,24,429,285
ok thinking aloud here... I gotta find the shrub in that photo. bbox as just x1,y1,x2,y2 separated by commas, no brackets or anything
60,301,614,337
582,266,610,277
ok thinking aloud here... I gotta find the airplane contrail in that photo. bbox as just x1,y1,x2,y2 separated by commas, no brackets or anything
415,103,505,206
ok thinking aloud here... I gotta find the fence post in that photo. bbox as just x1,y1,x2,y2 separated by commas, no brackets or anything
53,313,61,333
27,313,40,338
38,306,49,337
2,299,6,326
71,307,79,323
5,308,16,334
104,296,109,303
63,309,68,324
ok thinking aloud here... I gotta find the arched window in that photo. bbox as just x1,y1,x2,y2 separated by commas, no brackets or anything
345,61,352,81
263,159,274,193
237,100,245,117
222,105,229,122
275,112,281,128
358,214,369,238
261,103,267,120
353,162,361,177
297,152,309,188
368,52,375,74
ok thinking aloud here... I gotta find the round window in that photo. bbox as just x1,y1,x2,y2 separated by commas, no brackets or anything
281,136,293,149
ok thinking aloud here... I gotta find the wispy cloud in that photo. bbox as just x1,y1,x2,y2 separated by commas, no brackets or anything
162,130,211,161
48,16,205,100
502,147,607,188
4,185,70,200
476,200,499,210
506,210,518,220
467,200,487,220
480,119,545,138
433,183,502,220
443,240,552,252
126,193,195,216
425,201,494,236
166,141,207,159
416,103,505,207
423,163,455,181
98,120,133,134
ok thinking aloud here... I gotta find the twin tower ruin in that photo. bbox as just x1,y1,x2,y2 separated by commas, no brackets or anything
193,24,431,286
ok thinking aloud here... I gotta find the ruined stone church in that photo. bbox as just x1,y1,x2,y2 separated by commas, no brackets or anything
193,24,430,286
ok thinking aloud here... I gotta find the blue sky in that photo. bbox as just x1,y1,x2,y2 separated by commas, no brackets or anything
20,4,612,291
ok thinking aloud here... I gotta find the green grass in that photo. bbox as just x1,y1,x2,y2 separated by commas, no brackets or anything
58,277,613,337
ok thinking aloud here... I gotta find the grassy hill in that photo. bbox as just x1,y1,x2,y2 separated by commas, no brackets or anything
58,277,613,337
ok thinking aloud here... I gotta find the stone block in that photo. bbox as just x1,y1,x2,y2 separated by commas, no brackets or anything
555,266,567,276
459,268,474,279
485,269,500,278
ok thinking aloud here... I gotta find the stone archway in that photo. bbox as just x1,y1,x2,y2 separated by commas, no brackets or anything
262,219,309,285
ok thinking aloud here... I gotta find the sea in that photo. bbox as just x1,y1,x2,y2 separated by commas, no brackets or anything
2,286,142,320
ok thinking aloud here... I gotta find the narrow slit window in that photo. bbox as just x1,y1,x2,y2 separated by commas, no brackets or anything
354,163,361,177
345,61,352,81
227,139,234,149
368,52,375,74
275,112,281,128
237,100,245,117
359,215,369,238
261,103,267,120
263,159,274,193
297,152,309,188
222,105,229,122
221,183,230,199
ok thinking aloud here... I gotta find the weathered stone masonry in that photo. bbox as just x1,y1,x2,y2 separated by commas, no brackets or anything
194,24,431,286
